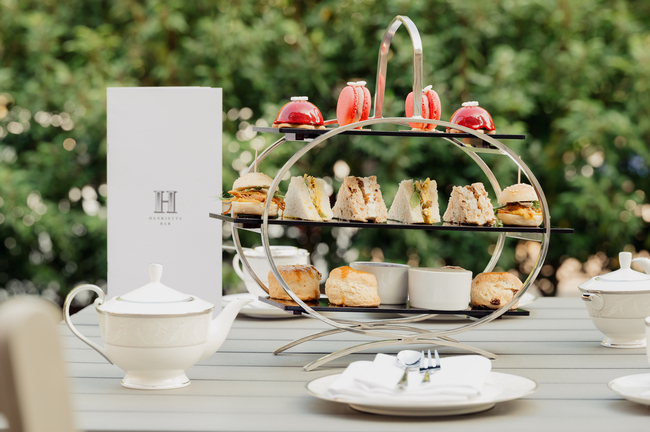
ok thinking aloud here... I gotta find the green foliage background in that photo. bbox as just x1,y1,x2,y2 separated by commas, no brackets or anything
1,0,650,302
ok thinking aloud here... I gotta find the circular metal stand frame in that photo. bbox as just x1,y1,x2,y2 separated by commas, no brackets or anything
229,15,551,371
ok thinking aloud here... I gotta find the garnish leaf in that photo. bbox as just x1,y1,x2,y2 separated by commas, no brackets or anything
532,200,541,210
409,189,421,209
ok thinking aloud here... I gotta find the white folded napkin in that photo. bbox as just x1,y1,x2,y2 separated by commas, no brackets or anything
327,353,496,402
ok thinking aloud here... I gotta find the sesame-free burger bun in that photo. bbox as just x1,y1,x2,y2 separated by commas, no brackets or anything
496,212,542,227
498,183,538,206
233,172,274,190
231,201,278,217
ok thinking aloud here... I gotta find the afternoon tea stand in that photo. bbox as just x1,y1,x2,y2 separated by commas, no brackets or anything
211,15,571,371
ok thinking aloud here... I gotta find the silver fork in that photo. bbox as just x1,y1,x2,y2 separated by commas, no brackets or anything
419,351,430,383
421,349,441,383
430,350,441,373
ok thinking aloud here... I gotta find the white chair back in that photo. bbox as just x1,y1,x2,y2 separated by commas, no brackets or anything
0,297,76,432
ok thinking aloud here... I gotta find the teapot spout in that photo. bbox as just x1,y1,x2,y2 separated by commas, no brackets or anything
632,257,650,275
200,297,252,361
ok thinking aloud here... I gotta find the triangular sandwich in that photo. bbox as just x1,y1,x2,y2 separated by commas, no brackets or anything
443,182,496,226
387,178,440,224
283,174,333,221
415,178,440,224
332,176,387,222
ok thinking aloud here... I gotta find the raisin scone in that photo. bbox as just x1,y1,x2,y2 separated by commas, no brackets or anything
470,272,523,310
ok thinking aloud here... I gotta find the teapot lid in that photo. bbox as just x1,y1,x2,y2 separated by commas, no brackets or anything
579,252,650,292
97,263,214,316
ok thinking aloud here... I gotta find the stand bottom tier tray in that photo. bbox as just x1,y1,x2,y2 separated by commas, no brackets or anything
259,296,529,317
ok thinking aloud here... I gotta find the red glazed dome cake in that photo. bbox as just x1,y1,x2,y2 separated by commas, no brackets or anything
447,101,495,134
273,97,326,130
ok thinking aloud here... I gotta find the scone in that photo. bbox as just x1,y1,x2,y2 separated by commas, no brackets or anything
268,265,322,301
470,272,523,310
325,266,380,307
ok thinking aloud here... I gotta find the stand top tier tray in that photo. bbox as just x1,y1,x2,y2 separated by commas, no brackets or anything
253,125,525,143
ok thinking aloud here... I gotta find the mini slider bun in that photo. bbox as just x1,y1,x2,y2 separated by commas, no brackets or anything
231,201,278,216
229,172,280,217
325,266,381,307
268,264,322,301
470,272,523,310
498,183,538,205
233,172,273,190
496,183,542,227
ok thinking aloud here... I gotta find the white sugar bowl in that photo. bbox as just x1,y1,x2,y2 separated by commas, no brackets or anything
64,263,251,389
579,252,650,348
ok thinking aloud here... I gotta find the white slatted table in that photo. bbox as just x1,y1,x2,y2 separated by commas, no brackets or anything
12,298,650,430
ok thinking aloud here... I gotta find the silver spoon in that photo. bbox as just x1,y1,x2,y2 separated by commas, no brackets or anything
396,350,421,390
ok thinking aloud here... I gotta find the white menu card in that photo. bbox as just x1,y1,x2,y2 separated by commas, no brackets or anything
107,87,222,307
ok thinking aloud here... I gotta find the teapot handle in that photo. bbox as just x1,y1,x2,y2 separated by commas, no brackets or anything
232,254,246,280
63,284,112,364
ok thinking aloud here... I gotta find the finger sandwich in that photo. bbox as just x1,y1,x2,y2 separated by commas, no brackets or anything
332,176,388,223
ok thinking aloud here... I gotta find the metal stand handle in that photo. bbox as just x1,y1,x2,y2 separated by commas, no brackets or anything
373,15,424,119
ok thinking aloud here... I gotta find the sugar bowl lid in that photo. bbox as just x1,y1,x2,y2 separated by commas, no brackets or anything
96,263,214,316
579,252,650,293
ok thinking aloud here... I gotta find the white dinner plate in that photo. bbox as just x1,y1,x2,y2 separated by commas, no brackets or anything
307,371,537,416
222,293,303,319
608,373,650,406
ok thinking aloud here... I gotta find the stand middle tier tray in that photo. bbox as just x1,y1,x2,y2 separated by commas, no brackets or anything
210,213,574,235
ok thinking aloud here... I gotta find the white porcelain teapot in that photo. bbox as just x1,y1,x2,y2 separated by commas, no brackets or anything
64,263,251,389
579,252,650,348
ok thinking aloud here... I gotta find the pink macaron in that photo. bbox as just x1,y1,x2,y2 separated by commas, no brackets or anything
336,81,371,127
405,85,441,130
